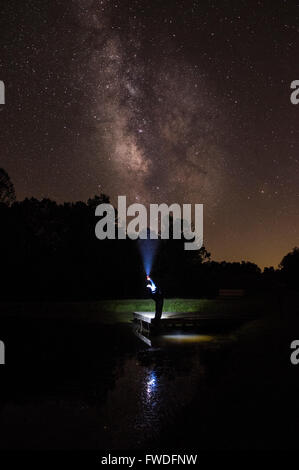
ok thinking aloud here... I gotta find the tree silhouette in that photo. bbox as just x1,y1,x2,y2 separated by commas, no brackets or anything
0,168,16,206
0,192,275,300
279,247,299,288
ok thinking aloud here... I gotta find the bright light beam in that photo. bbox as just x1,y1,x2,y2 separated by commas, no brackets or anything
137,229,160,276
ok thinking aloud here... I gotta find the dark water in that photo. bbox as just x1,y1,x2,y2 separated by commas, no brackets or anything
0,317,230,449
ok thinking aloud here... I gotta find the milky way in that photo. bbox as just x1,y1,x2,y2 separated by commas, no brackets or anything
1,0,299,267
70,0,228,209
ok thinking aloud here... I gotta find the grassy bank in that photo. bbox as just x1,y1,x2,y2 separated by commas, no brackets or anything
0,294,278,324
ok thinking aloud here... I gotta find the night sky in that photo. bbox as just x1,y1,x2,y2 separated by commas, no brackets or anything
1,0,299,268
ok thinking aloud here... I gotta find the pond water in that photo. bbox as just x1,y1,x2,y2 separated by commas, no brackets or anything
0,319,230,449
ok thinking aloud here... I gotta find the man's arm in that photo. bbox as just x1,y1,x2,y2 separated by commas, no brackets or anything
146,277,157,293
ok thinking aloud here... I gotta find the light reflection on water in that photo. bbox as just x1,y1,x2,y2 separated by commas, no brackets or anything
146,371,158,397
99,330,221,448
160,333,214,344
0,325,226,449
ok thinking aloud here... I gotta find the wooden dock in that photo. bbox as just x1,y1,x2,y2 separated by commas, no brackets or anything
133,311,253,335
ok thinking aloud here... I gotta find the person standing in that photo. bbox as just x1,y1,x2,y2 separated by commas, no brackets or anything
146,276,164,324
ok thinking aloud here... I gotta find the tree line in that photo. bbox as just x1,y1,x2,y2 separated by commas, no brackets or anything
0,168,297,301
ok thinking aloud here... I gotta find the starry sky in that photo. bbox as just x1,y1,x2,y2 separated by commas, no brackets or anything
0,0,299,268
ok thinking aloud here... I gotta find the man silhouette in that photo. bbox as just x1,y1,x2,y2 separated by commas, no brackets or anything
146,276,164,324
